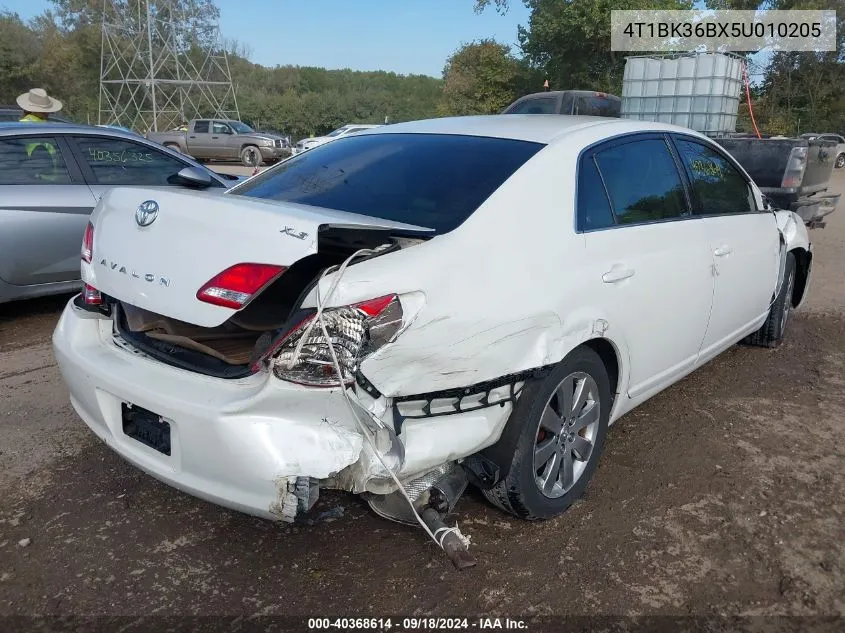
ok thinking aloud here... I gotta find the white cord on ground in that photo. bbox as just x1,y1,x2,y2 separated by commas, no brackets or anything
434,524,471,549
287,248,465,552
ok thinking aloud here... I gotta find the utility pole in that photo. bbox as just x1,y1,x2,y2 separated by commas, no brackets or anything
146,1,158,132
99,0,239,132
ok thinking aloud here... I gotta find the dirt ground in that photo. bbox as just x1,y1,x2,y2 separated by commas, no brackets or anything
1,171,844,626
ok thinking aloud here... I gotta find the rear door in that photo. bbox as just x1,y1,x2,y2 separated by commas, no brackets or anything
0,134,96,286
579,134,714,399
67,134,225,199
671,135,779,358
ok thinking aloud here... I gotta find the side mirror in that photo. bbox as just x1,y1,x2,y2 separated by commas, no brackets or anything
170,166,213,189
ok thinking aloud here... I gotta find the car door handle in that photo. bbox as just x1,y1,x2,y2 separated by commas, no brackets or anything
212,136,219,139
602,267,635,283
714,245,733,257
189,135,196,138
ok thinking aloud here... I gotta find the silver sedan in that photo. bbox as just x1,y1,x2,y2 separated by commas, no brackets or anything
0,123,239,303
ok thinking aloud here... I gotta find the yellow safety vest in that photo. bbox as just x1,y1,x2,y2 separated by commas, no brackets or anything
20,114,61,183
20,114,57,156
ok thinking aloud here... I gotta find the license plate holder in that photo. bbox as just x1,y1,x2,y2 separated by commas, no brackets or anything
121,403,171,456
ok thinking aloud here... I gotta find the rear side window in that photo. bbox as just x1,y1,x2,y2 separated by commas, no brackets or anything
193,120,209,133
505,97,558,115
232,133,544,234
594,139,687,224
0,136,72,185
674,138,755,215
577,157,614,231
572,95,621,117
74,137,194,186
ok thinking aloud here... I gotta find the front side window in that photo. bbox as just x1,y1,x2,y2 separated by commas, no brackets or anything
0,136,72,185
674,138,756,215
506,97,558,115
212,122,232,135
594,138,687,225
231,133,544,234
193,120,210,133
75,137,196,186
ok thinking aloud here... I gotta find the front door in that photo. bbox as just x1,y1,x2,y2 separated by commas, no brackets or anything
578,135,715,399
188,120,214,158
0,135,96,286
671,135,780,358
211,121,239,160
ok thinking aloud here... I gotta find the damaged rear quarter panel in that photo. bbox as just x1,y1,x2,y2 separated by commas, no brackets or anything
303,132,633,403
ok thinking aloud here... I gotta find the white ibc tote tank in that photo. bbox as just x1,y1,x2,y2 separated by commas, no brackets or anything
621,53,744,134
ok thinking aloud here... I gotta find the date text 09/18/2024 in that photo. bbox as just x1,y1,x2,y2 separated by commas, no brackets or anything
307,617,529,630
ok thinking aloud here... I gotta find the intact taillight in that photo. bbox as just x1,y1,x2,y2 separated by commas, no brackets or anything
264,294,402,387
196,263,286,309
83,283,103,305
81,222,94,263
781,146,808,189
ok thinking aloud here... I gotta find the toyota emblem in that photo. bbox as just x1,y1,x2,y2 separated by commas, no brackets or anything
135,200,159,227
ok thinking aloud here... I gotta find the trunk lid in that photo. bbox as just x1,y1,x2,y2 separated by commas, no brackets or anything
88,187,429,327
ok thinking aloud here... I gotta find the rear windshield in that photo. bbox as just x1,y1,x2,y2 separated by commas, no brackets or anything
231,133,544,234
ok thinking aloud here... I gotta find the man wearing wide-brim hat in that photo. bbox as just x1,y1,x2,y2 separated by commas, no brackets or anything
17,88,63,122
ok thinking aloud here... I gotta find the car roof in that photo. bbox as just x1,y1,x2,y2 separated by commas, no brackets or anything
359,115,706,145
0,121,146,139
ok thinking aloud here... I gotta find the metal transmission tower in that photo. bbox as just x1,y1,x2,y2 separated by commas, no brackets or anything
99,0,240,132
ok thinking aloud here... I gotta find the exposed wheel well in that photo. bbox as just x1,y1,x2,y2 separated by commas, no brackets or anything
790,247,812,307
583,338,620,401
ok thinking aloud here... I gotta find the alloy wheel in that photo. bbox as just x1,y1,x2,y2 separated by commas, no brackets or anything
533,372,601,499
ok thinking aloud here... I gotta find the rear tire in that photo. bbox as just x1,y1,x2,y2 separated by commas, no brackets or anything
482,347,611,520
836,153,845,169
744,252,796,348
241,145,263,168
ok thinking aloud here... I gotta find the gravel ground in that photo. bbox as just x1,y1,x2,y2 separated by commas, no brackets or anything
0,171,844,628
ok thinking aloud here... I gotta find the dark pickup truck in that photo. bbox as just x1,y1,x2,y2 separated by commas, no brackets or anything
502,90,621,117
714,135,841,228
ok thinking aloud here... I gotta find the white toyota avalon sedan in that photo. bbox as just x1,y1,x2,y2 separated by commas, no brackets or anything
53,115,812,526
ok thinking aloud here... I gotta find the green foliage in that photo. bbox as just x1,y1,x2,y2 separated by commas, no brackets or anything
0,1,443,139
517,0,692,94
230,60,443,138
437,39,540,115
475,0,844,135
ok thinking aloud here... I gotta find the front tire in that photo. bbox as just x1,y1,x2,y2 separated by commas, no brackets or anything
835,153,845,169
744,252,796,348
241,145,263,168
482,347,611,520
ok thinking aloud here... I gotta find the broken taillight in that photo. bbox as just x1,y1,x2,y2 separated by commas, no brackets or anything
83,283,103,305
81,222,94,264
781,146,808,189
196,263,286,309
264,294,403,387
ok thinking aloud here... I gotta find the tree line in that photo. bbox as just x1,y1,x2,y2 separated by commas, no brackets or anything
1,0,842,140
